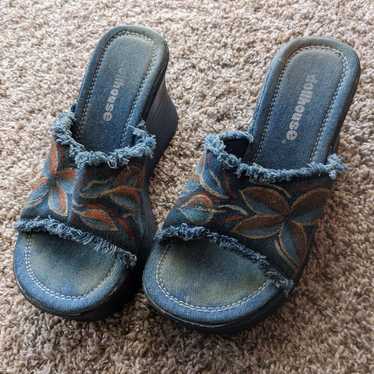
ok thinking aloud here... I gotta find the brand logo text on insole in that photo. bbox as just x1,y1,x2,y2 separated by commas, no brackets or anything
103,67,126,122
285,74,318,141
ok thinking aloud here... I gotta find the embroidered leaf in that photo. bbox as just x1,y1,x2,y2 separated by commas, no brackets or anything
102,186,141,211
197,153,227,199
48,142,62,175
240,186,289,216
25,196,45,209
180,179,201,197
217,204,248,216
290,188,330,225
225,214,250,223
78,202,107,211
274,237,298,272
48,184,68,217
222,172,237,199
25,184,49,209
115,165,144,189
279,220,307,266
79,208,118,231
267,184,292,199
180,194,215,225
31,176,49,190
58,168,76,193
216,204,248,224
232,214,283,239
72,198,83,209
26,177,49,208
117,215,135,239
80,179,113,199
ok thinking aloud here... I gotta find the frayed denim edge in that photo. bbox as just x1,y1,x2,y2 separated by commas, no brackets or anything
52,111,156,169
16,217,137,268
156,223,294,294
205,132,346,183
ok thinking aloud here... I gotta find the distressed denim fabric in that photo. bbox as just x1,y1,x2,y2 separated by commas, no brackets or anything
160,132,342,279
17,112,155,266
143,132,344,324
14,111,156,313
13,25,177,316
143,37,360,328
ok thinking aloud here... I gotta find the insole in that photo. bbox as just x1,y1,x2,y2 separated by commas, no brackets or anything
73,26,167,153
246,39,360,169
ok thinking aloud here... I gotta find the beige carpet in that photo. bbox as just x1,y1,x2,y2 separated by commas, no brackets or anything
1,0,373,373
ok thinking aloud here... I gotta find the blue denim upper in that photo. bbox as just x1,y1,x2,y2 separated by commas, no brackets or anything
17,111,157,268
14,25,176,316
143,37,359,328
158,131,344,283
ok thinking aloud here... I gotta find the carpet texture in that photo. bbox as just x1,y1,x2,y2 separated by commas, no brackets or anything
1,0,373,373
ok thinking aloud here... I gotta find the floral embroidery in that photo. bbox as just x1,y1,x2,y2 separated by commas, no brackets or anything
73,202,119,232
177,155,330,272
194,152,228,199
25,143,75,217
180,194,215,225
73,165,144,237
233,186,330,270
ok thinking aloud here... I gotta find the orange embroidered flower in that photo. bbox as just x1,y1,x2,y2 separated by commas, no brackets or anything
179,193,215,225
233,186,330,270
73,165,144,236
26,143,75,217
175,152,331,272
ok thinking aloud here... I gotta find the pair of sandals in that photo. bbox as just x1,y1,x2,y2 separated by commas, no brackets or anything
14,25,360,333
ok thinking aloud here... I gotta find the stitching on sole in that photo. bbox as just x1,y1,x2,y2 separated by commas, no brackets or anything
155,244,270,312
24,234,118,300
253,45,348,163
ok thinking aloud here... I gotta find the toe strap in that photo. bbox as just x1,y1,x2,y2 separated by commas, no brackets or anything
163,131,341,278
17,217,137,268
157,223,294,294
17,110,157,269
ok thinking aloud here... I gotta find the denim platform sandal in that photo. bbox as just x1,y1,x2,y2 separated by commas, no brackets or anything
143,37,360,333
14,25,178,320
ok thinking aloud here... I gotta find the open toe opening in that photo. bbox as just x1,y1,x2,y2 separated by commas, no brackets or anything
14,232,128,316
14,25,177,319
144,239,282,326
